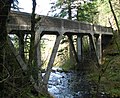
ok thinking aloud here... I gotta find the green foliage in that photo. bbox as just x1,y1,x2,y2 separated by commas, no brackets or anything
50,0,79,19
0,44,32,98
10,35,19,50
50,0,99,23
59,58,75,71
87,44,120,96
77,1,98,23
0,43,52,98
96,0,120,27
38,93,54,98
102,56,120,96
50,0,68,18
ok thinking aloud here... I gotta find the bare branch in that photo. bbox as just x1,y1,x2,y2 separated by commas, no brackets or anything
0,64,10,83
108,0,120,35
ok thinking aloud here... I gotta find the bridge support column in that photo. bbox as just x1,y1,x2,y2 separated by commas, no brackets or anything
89,34,100,67
68,35,79,63
34,30,41,68
77,35,83,62
34,30,43,87
96,34,102,64
89,35,95,58
17,33,25,60
44,33,62,84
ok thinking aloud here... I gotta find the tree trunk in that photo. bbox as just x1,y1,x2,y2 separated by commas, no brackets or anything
67,0,75,65
68,0,72,20
0,0,12,96
28,0,47,94
28,0,36,67
28,0,40,85
109,0,120,35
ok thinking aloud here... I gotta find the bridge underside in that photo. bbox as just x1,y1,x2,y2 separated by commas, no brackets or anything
7,11,113,71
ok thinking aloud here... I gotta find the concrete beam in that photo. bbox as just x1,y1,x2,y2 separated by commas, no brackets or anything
43,33,62,84
96,34,102,64
17,33,25,60
8,11,113,36
77,35,83,62
68,35,79,63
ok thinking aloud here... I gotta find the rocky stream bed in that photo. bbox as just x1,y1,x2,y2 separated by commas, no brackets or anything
47,67,113,98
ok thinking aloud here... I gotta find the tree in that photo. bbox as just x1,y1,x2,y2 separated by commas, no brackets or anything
0,0,13,96
51,0,80,19
77,1,98,23
97,0,120,51
0,0,53,97
96,0,120,27
108,0,120,35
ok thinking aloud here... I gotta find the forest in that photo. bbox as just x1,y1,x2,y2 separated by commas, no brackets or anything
0,0,120,98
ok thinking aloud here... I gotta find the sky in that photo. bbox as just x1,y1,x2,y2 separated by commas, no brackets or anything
18,0,55,15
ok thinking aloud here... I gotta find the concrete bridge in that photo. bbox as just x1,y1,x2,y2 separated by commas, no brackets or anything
7,11,113,71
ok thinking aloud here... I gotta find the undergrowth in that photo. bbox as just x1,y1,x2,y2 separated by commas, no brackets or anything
87,35,120,97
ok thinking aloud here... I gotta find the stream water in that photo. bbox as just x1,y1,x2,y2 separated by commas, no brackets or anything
47,67,112,98
48,67,94,98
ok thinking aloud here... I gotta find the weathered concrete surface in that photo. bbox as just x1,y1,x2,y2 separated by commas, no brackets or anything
7,11,113,35
7,11,113,65
7,11,31,33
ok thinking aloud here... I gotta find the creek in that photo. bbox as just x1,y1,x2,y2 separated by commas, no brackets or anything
48,67,108,98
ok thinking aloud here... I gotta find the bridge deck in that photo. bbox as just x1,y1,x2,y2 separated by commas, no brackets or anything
7,11,113,35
